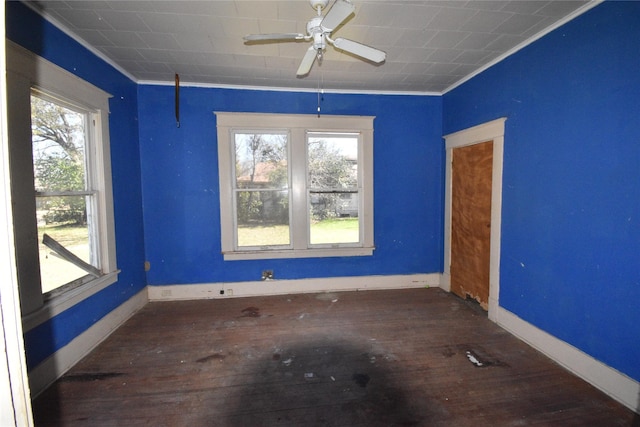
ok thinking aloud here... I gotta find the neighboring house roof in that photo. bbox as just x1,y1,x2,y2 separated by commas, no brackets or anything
237,161,285,186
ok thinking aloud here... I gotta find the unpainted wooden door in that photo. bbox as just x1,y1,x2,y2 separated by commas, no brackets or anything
450,140,493,310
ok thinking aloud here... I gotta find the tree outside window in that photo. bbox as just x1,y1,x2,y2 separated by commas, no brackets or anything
31,93,96,293
216,112,374,260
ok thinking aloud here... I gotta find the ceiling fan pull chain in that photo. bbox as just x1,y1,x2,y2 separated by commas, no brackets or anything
317,73,321,117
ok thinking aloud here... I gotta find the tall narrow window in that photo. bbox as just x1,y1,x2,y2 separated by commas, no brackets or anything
233,132,290,249
31,91,99,294
8,41,117,323
307,132,360,246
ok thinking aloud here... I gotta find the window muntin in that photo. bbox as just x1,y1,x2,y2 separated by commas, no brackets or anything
31,92,100,294
216,112,374,260
307,132,360,246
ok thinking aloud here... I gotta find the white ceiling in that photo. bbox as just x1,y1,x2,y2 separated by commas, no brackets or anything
28,0,597,94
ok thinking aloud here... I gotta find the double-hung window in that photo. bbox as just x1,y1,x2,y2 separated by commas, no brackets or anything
7,41,117,323
216,113,374,260
31,90,102,294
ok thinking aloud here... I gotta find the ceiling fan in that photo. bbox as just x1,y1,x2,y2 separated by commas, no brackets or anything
243,0,386,77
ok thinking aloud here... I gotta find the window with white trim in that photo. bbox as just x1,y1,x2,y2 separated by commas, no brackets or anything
31,90,104,295
7,41,118,325
216,112,375,260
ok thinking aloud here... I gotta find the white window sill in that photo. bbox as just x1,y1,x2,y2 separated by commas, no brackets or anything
22,270,119,332
223,247,375,261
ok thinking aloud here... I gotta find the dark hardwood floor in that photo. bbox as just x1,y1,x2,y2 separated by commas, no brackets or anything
32,288,638,426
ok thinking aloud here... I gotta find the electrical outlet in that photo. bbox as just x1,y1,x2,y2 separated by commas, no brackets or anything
261,270,274,281
227,289,233,296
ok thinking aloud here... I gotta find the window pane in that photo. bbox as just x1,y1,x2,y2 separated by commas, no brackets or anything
308,134,358,189
31,94,95,294
234,132,289,248
308,133,360,245
234,133,288,189
310,193,360,244
36,196,91,293
236,190,290,247
31,95,87,193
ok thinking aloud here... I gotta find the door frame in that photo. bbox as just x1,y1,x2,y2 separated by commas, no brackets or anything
442,118,506,322
0,9,34,423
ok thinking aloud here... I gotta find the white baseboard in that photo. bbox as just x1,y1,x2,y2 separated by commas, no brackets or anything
28,289,148,397
147,273,440,301
496,306,640,413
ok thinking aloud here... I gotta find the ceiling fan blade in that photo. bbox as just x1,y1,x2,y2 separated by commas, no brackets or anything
332,38,386,63
244,33,306,42
297,46,318,76
321,0,355,32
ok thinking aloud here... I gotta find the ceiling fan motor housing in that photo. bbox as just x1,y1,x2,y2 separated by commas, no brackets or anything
307,17,326,50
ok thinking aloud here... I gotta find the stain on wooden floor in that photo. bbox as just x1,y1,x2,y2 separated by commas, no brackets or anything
32,288,637,426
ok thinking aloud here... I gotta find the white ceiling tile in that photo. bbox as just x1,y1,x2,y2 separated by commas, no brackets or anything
54,8,114,30
390,4,441,30
459,10,513,32
427,30,471,49
455,32,500,50
135,48,176,63
499,1,548,15
138,61,173,73
355,3,403,27
221,17,262,37
277,41,310,59
493,13,545,35
450,62,481,75
426,48,464,63
107,1,157,13
62,1,112,11
453,49,494,65
484,34,527,51
395,47,435,63
99,31,148,49
364,27,406,48
520,16,557,38
535,1,588,17
256,18,300,34
72,29,115,47
425,62,461,74
234,1,280,20
428,6,478,31
276,1,314,21
29,0,597,93
395,29,431,48
95,9,150,32
265,56,299,70
100,46,146,61
170,51,214,66
173,33,215,53
463,1,511,11
137,33,181,50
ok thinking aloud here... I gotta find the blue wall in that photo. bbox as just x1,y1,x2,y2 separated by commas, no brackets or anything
138,86,444,284
8,0,639,390
444,1,640,382
7,2,147,369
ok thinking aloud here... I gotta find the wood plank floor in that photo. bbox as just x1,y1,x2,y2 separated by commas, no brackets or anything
32,288,638,426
